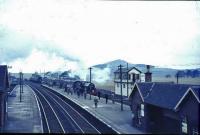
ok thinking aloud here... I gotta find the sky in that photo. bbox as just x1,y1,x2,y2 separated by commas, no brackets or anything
0,0,200,74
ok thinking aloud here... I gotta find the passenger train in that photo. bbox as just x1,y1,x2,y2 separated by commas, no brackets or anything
40,75,97,96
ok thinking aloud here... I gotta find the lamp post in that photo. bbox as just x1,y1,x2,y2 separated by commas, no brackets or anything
118,64,123,111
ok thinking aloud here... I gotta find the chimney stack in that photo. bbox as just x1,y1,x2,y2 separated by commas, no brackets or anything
145,65,152,82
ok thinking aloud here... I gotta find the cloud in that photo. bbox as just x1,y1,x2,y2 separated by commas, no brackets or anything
0,27,79,61
6,48,81,73
0,27,82,73
0,28,33,62
0,0,200,71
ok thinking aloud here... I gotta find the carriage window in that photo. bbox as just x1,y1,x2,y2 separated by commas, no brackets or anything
182,116,188,134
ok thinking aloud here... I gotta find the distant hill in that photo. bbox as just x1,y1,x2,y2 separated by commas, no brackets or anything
93,59,149,69
92,59,200,78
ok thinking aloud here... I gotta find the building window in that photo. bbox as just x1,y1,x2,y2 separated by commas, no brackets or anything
135,74,139,80
123,83,126,88
140,104,144,117
181,116,188,134
117,83,119,87
115,74,120,79
132,74,135,82
122,73,127,79
128,74,131,80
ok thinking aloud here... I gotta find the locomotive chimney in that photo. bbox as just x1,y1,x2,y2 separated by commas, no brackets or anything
145,65,152,82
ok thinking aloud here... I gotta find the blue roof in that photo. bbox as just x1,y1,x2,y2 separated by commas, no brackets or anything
191,86,200,101
144,83,190,109
134,82,199,110
137,82,154,98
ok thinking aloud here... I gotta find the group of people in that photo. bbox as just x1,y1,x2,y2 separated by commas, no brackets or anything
64,84,115,108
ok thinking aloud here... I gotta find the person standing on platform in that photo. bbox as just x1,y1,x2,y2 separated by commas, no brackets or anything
98,91,101,100
105,94,108,104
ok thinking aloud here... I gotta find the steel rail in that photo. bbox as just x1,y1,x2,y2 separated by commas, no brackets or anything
30,85,66,133
46,88,101,134
42,86,101,134
39,87,85,133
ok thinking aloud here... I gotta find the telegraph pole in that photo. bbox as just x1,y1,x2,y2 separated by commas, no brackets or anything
89,67,92,83
127,63,129,97
118,64,123,111
22,72,23,93
19,71,22,102
89,67,92,100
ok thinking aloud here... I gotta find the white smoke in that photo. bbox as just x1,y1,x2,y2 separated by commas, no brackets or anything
91,67,111,84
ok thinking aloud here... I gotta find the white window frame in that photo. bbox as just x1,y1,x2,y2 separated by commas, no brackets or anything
182,116,188,134
140,104,144,117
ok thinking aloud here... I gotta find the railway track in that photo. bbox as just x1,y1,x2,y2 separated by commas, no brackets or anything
27,82,116,134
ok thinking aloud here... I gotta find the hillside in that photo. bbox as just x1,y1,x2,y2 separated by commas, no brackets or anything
92,59,199,78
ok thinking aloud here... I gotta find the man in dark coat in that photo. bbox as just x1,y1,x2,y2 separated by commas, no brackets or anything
98,91,101,100
105,94,108,104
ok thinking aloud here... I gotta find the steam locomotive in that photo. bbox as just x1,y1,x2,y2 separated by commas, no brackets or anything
72,81,96,95
29,74,42,83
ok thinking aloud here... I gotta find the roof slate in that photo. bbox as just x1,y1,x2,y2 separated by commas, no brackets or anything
144,83,191,109
137,82,154,98
191,86,200,101
133,82,199,110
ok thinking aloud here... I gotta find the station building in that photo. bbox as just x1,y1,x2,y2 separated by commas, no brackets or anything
129,82,200,134
0,65,9,129
114,66,144,97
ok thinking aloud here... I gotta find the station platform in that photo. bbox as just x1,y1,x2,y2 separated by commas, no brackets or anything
42,84,144,134
3,85,43,133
